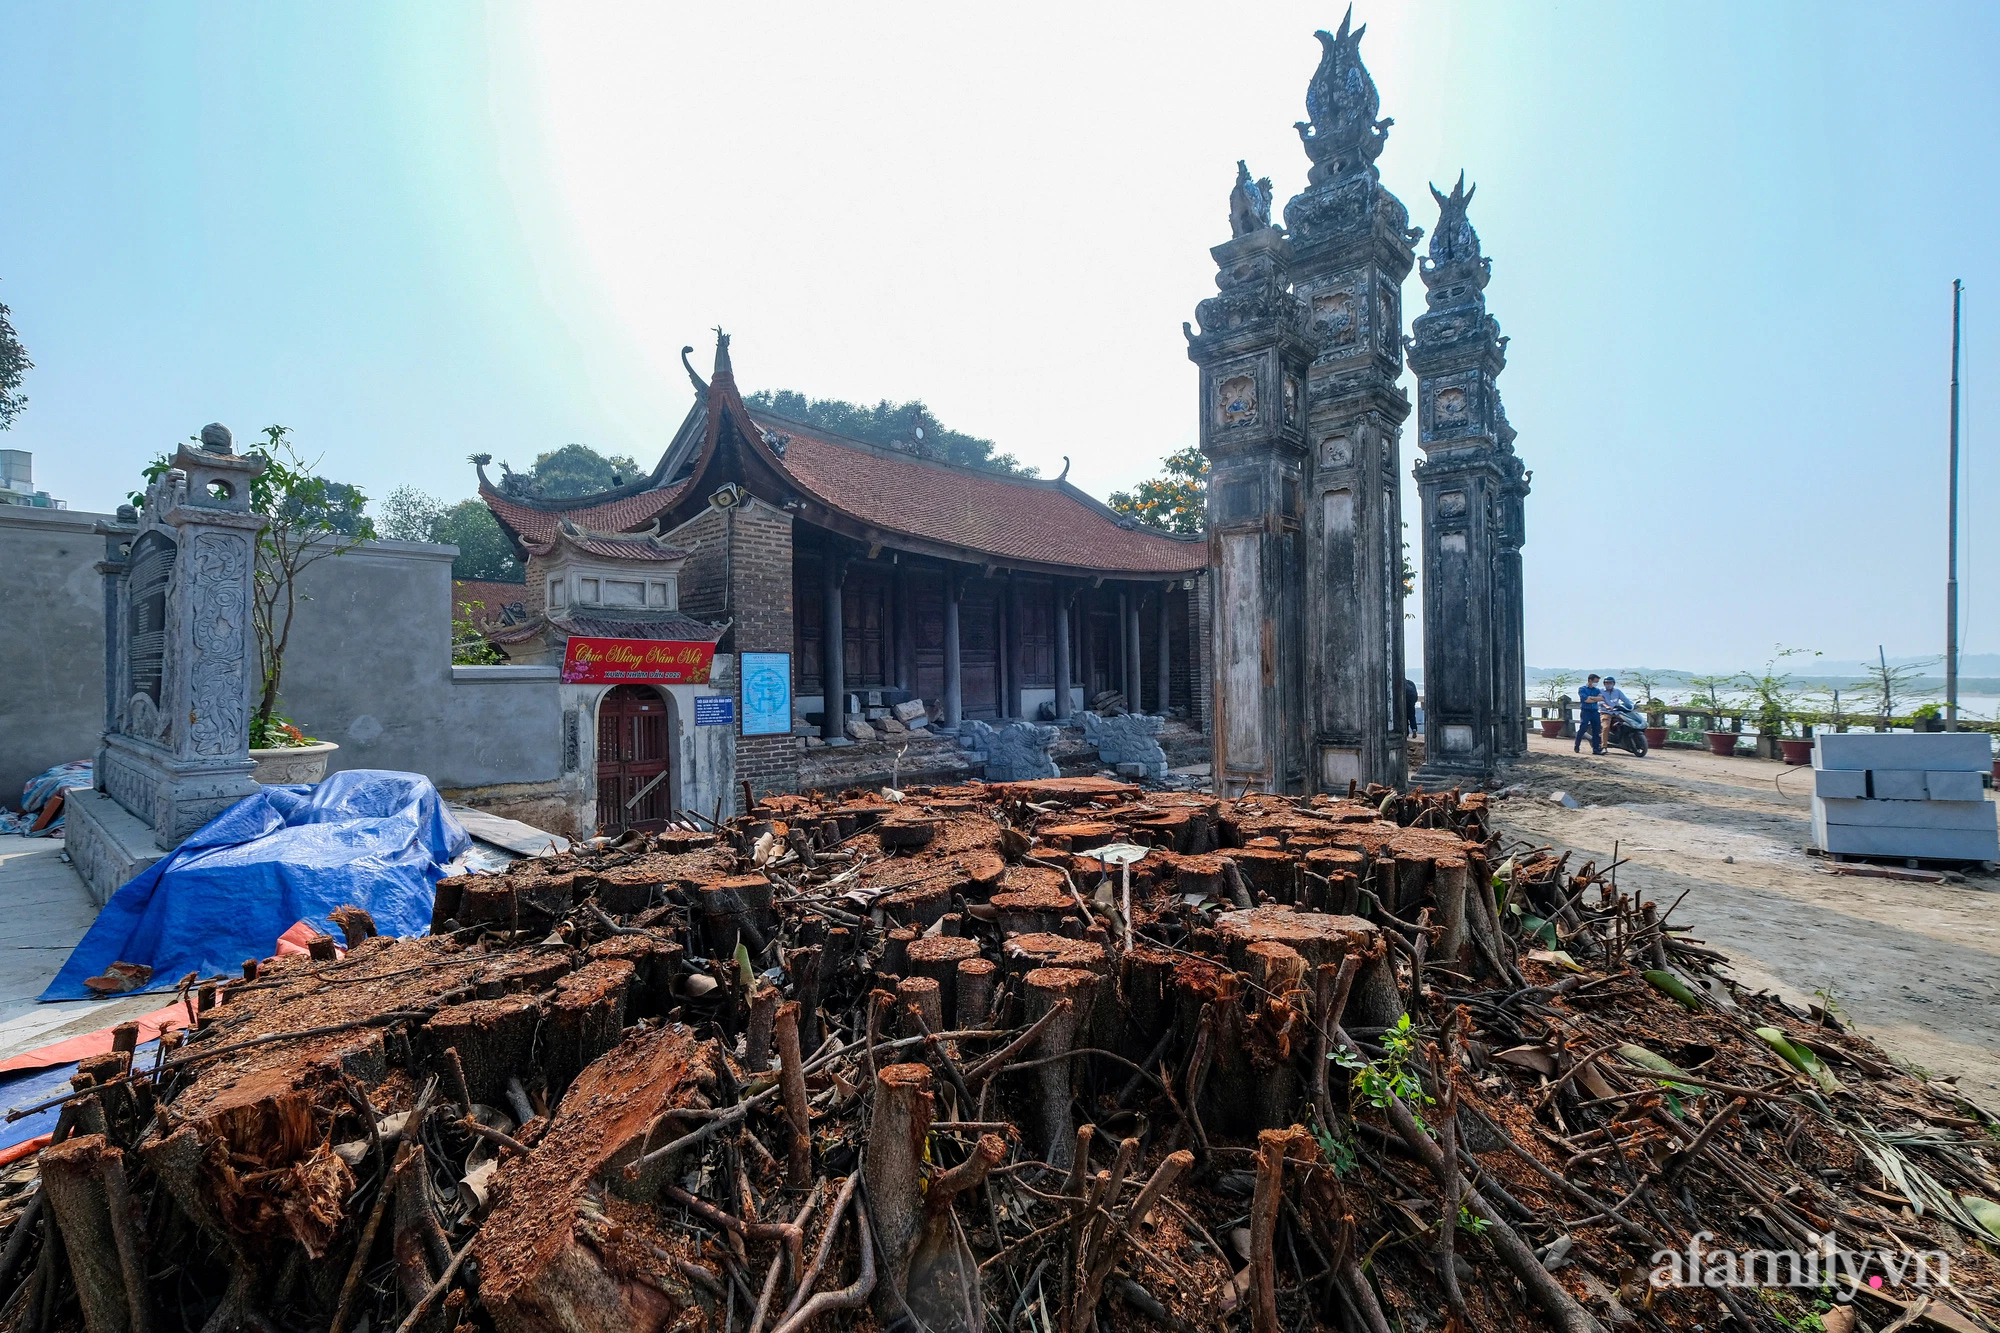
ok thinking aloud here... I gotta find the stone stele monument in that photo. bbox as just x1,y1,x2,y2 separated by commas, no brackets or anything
65,425,268,905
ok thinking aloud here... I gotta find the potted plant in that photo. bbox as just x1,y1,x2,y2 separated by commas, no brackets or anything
1737,646,1818,762
1851,648,1939,734
1687,673,1740,756
1624,669,1670,750
244,426,374,782
1535,671,1579,739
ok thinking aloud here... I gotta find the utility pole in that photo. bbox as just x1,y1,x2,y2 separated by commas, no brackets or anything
1947,279,1963,731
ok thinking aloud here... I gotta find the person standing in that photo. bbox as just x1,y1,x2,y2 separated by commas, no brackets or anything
1575,674,1605,755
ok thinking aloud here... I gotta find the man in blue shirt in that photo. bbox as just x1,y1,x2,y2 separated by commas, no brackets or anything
1575,674,1604,755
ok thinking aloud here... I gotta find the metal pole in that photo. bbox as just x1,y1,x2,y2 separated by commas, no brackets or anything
1948,279,1963,731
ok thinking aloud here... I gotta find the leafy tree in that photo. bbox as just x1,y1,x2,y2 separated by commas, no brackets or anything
437,499,522,582
0,283,28,430
744,388,1033,475
1536,670,1580,704
378,484,521,582
1684,674,1736,727
1852,648,1938,725
512,443,642,499
1108,445,1207,536
244,427,377,736
452,600,506,665
380,485,448,542
1736,646,1819,738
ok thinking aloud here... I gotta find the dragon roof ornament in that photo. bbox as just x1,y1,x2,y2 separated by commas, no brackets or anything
1295,8,1392,185
1420,169,1492,300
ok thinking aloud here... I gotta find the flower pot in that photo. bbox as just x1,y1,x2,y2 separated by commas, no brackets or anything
1539,719,1563,739
250,740,339,784
1703,731,1741,758
1643,726,1668,749
1778,738,1814,765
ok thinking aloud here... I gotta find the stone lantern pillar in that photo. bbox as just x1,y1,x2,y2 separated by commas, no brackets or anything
67,424,269,901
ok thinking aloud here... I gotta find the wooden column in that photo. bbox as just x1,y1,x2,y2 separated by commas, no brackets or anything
1053,582,1073,724
1077,587,1095,706
1157,582,1172,718
894,561,913,692
943,570,963,732
822,555,846,742
997,574,1012,718
1117,591,1130,705
1124,588,1142,710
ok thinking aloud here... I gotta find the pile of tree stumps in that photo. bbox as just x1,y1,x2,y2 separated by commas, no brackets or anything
4,776,1999,1333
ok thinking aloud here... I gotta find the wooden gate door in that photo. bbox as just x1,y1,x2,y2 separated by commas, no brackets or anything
1088,613,1119,698
595,684,671,834
960,583,1000,717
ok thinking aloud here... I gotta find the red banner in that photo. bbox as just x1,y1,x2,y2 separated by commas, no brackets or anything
560,637,716,685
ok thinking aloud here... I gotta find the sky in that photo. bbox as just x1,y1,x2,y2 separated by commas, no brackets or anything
3,1,1997,676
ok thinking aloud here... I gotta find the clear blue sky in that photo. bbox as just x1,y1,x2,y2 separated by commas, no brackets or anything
3,2,1995,676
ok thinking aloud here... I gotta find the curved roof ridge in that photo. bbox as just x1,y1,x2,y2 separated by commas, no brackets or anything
746,406,1206,550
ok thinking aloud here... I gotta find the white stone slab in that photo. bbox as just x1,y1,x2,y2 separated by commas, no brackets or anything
1816,796,1997,830
1927,770,1986,802
1813,805,1999,860
1870,769,1930,801
1814,731,1990,772
1812,768,1868,799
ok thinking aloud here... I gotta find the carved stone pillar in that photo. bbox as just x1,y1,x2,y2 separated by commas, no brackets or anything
93,506,139,747
1408,174,1529,782
1188,224,1313,795
1493,470,1529,757
1281,14,1417,792
95,426,268,848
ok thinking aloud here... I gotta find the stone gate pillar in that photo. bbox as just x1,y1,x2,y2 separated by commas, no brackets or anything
1281,13,1417,792
1408,175,1530,781
1187,224,1314,795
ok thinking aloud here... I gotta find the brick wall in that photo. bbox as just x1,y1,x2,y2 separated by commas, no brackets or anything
670,507,729,620
684,500,799,807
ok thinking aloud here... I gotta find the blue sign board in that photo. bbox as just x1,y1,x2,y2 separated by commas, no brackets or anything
740,652,793,737
694,696,735,727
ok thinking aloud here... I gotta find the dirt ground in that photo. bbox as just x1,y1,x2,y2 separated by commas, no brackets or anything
1490,734,2000,1106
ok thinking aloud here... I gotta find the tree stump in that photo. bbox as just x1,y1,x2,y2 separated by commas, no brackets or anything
906,936,981,1026
1022,969,1095,1167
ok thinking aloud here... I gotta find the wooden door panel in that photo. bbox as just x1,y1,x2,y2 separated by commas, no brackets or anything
595,684,670,835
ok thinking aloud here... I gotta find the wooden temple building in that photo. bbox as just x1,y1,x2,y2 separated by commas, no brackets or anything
474,335,1208,804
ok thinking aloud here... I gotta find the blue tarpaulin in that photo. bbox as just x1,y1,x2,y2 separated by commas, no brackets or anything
41,770,468,1003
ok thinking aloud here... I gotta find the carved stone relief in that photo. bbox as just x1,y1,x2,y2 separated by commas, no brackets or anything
1313,290,1357,347
188,531,251,757
1320,434,1354,468
1438,490,1468,517
126,531,173,708
1217,374,1258,429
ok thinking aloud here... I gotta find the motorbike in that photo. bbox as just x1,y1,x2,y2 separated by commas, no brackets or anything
1603,702,1649,756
